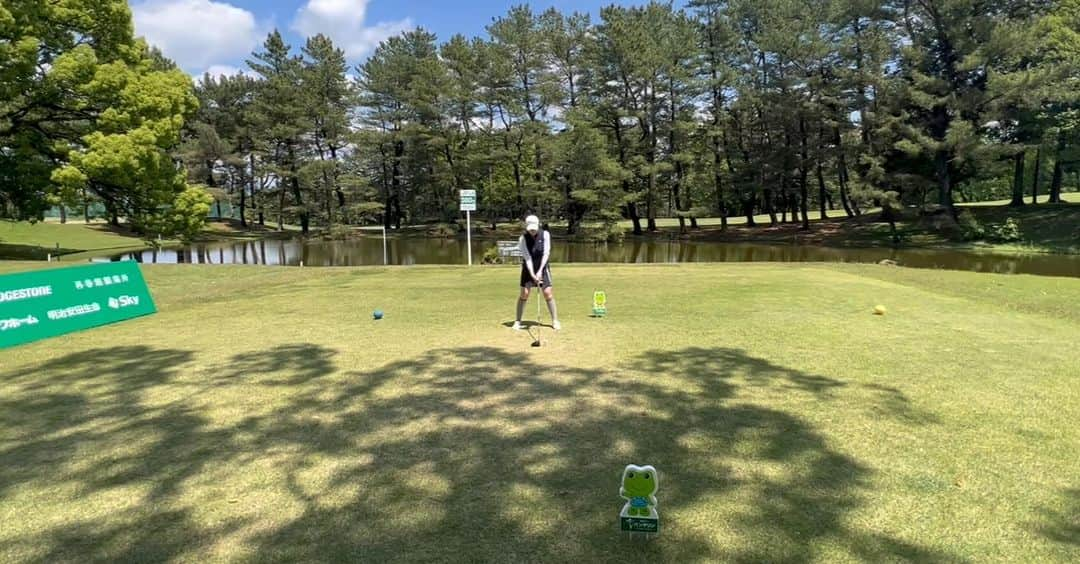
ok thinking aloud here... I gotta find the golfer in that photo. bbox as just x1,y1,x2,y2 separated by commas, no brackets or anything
513,215,561,331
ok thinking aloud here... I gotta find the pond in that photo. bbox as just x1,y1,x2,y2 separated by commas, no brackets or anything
99,237,1080,278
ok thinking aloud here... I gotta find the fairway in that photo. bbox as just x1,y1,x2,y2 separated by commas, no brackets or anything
1,263,1078,562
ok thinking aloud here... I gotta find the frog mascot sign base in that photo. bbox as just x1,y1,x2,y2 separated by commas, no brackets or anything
619,464,659,537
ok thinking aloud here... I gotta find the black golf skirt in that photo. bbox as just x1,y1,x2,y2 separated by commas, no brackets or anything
520,265,553,288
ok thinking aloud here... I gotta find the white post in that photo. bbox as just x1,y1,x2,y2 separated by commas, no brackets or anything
382,224,388,265
466,210,472,267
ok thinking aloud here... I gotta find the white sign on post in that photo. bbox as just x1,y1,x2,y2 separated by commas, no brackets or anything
460,190,477,266
460,190,477,212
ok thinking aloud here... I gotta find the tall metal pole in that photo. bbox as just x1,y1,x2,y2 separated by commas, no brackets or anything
466,210,472,266
382,224,388,265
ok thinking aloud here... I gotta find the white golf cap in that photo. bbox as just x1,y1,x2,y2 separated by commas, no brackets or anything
525,215,540,232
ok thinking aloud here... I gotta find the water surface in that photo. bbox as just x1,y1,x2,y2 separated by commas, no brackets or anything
100,237,1080,278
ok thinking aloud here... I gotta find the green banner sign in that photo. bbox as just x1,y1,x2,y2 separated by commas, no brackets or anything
0,262,157,349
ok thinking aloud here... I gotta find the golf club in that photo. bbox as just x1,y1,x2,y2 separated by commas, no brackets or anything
531,281,543,347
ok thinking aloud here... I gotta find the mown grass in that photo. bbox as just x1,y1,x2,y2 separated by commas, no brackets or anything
0,220,150,260
640,194,1080,255
0,263,1077,562
0,220,295,261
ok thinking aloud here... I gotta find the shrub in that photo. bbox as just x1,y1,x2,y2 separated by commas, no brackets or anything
144,185,214,243
957,210,985,241
428,223,457,238
580,222,624,243
988,218,1022,243
482,245,503,265
324,224,354,241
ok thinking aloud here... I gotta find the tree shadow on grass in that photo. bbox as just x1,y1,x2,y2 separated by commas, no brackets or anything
221,343,338,385
0,243,83,260
1034,488,1080,548
0,347,197,496
1,344,957,562
860,383,942,425
0,346,243,562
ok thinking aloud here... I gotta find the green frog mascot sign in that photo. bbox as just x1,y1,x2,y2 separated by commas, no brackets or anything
619,464,659,536
592,291,607,318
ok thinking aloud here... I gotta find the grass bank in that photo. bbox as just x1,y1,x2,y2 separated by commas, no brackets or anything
5,194,1077,260
0,263,1077,562
680,195,1080,255
0,219,292,261
0,220,152,260
358,194,1080,256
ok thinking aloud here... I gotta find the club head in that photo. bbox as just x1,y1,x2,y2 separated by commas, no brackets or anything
531,340,542,347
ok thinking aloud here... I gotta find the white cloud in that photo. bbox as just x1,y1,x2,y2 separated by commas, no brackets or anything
203,65,244,78
196,65,258,82
292,0,413,59
133,0,263,73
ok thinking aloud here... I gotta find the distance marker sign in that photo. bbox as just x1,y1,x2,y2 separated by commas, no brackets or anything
460,189,477,212
0,262,157,349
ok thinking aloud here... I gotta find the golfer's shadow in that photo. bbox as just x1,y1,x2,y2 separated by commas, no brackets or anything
501,321,549,329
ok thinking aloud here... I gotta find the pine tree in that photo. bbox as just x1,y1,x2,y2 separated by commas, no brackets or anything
248,31,313,233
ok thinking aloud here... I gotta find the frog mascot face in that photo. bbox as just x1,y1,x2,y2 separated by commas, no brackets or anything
620,464,658,517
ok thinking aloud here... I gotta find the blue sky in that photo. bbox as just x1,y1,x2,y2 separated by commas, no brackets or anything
131,0,663,77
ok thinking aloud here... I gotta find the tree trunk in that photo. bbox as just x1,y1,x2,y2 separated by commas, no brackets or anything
328,149,345,221
935,150,955,217
930,98,955,217
325,186,333,225
389,138,404,230
799,173,810,231
215,200,223,219
646,151,658,233
712,136,728,231
614,119,642,235
287,152,309,235
246,153,256,227
330,145,345,222
669,77,687,233
817,161,828,221
1049,134,1065,203
83,187,90,223
798,117,810,231
1031,147,1041,205
1010,150,1026,207
1048,160,1063,204
673,170,686,232
763,186,778,226
834,127,855,217
743,197,756,226
239,174,247,228
533,140,544,219
779,185,787,224
627,202,643,235
883,205,900,244
278,186,286,231
59,205,67,224
205,160,217,187
512,156,524,217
